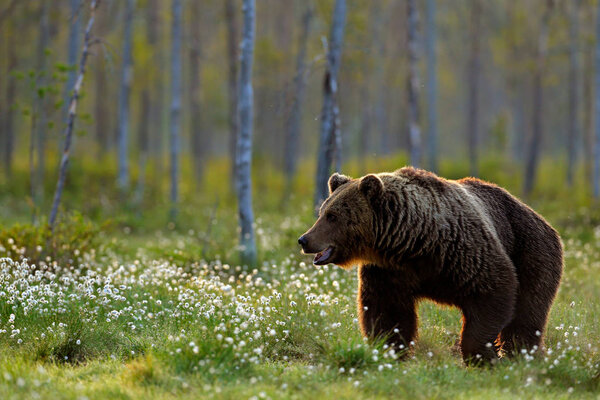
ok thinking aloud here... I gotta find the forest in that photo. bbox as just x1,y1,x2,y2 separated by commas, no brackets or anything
0,0,599,398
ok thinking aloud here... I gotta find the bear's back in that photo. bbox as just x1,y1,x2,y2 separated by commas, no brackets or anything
458,177,560,262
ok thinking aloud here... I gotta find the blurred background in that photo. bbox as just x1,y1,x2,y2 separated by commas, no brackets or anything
0,0,598,264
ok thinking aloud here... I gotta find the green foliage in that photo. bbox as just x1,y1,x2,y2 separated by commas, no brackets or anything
0,213,103,268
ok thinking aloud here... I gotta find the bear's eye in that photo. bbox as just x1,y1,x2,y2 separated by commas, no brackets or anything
326,212,337,222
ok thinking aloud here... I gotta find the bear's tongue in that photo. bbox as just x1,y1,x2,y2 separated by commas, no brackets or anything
314,247,333,265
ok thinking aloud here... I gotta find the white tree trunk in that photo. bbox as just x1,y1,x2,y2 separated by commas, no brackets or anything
170,0,182,219
567,0,580,186
466,0,481,177
189,0,205,183
117,0,134,190
407,0,422,168
425,0,438,173
64,0,81,123
236,0,257,265
50,0,101,229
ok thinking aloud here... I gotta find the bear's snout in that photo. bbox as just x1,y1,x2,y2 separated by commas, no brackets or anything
298,233,321,254
298,235,308,247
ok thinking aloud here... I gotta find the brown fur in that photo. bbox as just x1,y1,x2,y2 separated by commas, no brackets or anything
299,167,563,365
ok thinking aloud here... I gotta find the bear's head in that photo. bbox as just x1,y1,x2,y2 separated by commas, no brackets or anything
298,172,384,268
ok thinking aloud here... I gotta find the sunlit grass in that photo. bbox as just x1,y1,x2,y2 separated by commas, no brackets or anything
0,156,599,398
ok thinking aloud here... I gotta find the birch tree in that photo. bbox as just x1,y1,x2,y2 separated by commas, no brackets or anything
236,0,257,265
407,0,422,168
567,0,580,186
170,0,183,219
284,6,313,191
117,0,134,190
93,4,108,159
467,0,481,177
594,0,600,198
314,0,346,210
225,0,239,186
584,27,594,183
425,0,438,173
49,0,101,229
524,0,553,197
189,0,205,183
64,0,81,122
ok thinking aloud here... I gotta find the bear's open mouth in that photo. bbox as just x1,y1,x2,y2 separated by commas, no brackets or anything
314,246,333,265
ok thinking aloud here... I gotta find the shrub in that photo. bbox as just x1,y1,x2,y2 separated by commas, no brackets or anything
0,212,103,268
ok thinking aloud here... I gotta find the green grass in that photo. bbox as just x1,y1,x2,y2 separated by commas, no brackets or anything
0,155,599,399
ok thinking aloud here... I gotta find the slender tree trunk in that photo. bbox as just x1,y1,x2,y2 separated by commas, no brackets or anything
64,0,81,123
148,0,164,175
189,0,205,184
524,1,553,197
584,39,594,184
594,0,600,198
506,0,524,162
284,6,313,190
225,0,240,187
135,90,150,204
93,0,107,158
314,0,347,210
425,0,438,172
50,0,101,230
117,0,134,191
35,0,49,204
567,0,580,186
467,0,481,177
3,19,16,179
236,0,257,265
407,0,422,168
169,0,183,219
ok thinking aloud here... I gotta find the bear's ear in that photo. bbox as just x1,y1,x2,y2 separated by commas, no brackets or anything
359,174,383,199
328,173,351,194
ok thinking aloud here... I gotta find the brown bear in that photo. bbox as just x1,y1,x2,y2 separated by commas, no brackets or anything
298,167,563,364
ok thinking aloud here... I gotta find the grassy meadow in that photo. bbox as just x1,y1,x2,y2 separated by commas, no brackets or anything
0,155,599,399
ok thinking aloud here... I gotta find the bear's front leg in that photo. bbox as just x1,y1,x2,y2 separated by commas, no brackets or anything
358,264,417,355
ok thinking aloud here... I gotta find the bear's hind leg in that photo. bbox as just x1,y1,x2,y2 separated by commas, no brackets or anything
358,264,417,354
460,289,516,365
501,251,562,356
500,279,559,356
